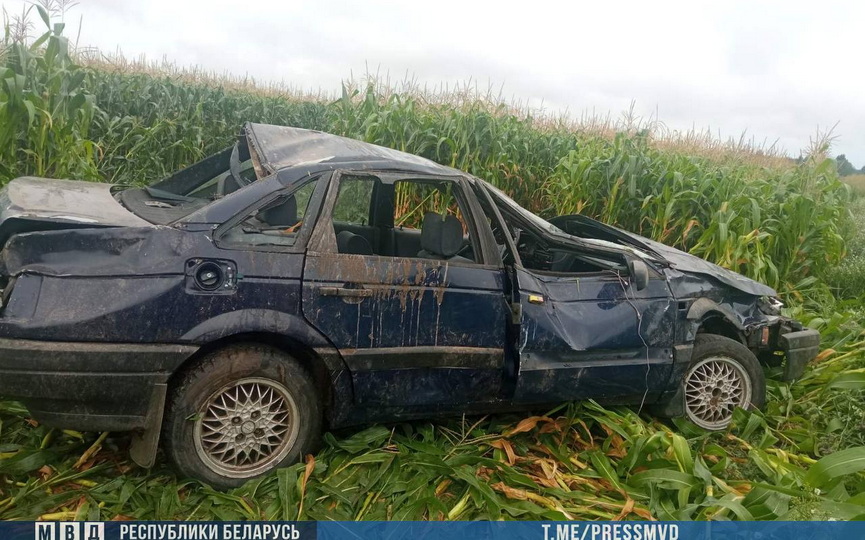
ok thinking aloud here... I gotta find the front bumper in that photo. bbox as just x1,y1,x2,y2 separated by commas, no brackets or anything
0,338,196,431
779,328,821,381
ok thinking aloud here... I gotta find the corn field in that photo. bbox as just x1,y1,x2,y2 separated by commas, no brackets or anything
0,5,864,522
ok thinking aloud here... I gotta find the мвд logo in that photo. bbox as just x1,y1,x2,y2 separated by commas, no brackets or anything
34,522,104,540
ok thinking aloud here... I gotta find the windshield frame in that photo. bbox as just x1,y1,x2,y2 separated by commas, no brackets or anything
481,180,661,263
482,181,568,236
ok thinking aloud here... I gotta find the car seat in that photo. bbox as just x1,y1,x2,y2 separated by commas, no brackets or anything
417,212,473,263
336,230,374,255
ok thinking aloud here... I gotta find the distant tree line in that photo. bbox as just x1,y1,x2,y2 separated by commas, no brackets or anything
836,154,865,176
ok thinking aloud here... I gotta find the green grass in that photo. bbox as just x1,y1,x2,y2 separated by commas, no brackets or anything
1,4,864,522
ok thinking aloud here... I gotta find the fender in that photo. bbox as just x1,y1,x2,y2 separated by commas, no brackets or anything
178,307,354,425
652,298,747,419
180,308,346,373
684,297,745,341
129,309,351,469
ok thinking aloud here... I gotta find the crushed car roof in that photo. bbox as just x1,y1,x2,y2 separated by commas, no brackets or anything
244,123,457,176
170,123,778,298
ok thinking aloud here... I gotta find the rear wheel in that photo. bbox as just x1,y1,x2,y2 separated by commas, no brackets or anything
683,334,765,430
163,344,321,489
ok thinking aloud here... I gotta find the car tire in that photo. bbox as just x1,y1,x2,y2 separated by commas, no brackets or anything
682,334,765,431
162,343,322,489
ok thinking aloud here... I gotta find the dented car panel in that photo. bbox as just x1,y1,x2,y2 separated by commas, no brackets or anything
512,266,676,405
0,123,820,468
549,213,777,298
245,124,457,177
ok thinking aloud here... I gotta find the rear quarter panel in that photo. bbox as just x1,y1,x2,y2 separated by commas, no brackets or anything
0,227,313,344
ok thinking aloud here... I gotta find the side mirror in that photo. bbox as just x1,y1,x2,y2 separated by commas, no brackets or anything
627,258,649,291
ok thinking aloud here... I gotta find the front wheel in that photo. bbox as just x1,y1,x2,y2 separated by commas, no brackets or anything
682,334,765,430
162,344,322,489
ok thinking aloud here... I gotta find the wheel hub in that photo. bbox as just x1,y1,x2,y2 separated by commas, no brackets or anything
684,356,751,430
193,377,300,478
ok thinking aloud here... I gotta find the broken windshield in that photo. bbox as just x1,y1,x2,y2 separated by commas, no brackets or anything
483,181,661,262
483,182,567,236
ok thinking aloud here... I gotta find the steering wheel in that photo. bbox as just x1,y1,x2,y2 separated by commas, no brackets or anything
229,142,251,188
216,142,250,198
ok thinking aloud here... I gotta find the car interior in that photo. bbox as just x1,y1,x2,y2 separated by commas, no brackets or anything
218,179,315,247
515,232,627,273
219,175,480,263
474,184,629,275
219,172,626,275
133,133,629,276
328,176,479,263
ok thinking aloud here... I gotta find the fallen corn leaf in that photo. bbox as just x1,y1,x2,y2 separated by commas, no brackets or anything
507,416,553,437
489,439,517,465
615,498,635,520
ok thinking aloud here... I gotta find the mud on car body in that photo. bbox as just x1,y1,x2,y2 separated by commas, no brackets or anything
0,123,820,488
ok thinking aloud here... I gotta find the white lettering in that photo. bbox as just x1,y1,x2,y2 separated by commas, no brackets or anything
84,522,104,540
60,522,79,540
36,523,55,540
644,525,656,540
111,521,308,540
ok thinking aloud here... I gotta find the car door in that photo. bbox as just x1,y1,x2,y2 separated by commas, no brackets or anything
477,185,677,406
301,171,511,410
512,266,676,405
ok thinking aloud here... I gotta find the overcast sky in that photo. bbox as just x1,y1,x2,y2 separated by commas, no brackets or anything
5,0,864,166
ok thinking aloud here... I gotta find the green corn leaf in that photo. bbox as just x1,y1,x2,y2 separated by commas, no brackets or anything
31,31,51,50
629,469,699,491
22,100,36,127
0,449,56,475
36,5,51,29
669,433,694,474
805,447,865,488
828,373,865,390
588,450,624,491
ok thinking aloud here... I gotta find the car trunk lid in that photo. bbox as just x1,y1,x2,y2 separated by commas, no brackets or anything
0,177,151,247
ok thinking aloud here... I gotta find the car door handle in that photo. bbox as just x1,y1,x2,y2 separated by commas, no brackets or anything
319,286,373,298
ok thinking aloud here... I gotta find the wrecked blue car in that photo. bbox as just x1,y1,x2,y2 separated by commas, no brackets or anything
0,123,819,487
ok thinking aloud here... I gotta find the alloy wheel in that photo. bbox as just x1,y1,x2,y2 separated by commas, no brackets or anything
684,356,752,430
193,377,299,478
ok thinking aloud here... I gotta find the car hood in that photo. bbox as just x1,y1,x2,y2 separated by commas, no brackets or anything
627,233,776,297
549,214,776,298
0,177,151,228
